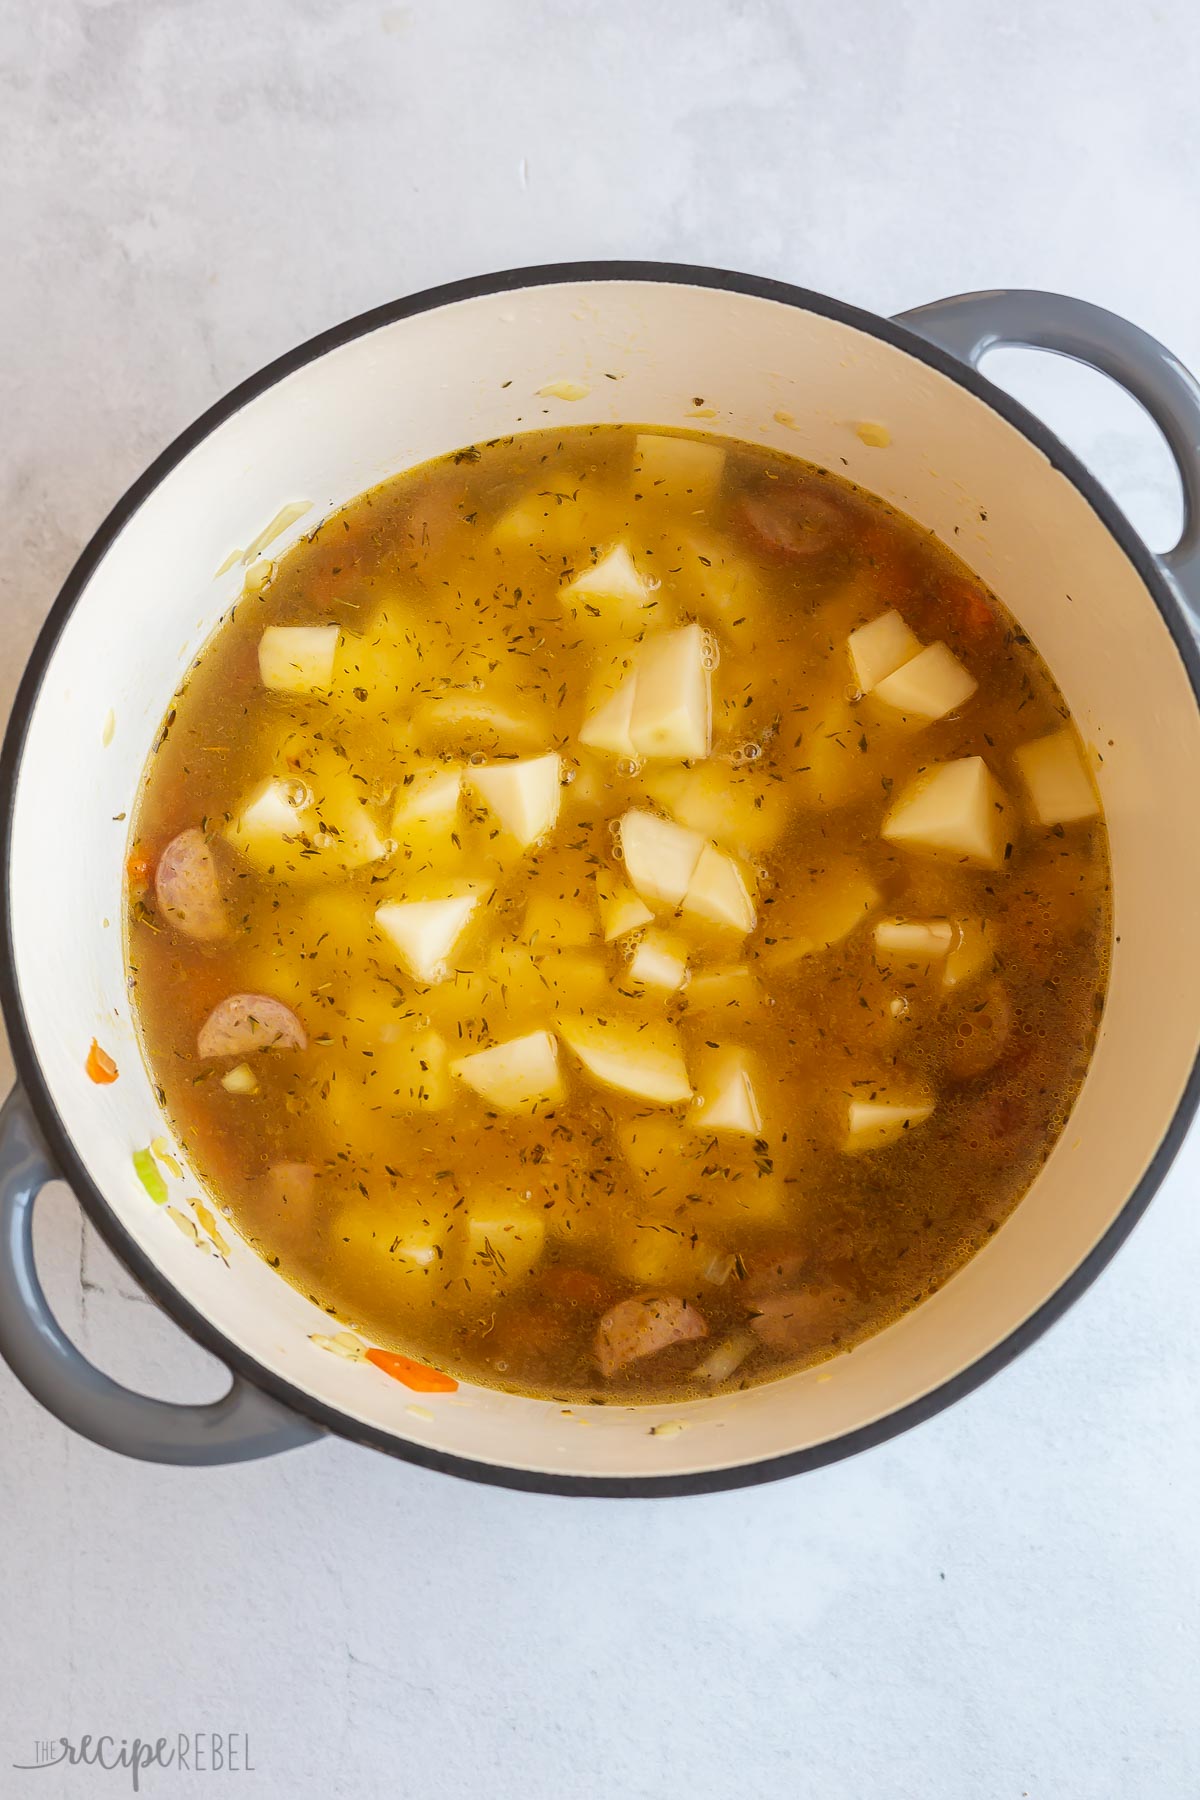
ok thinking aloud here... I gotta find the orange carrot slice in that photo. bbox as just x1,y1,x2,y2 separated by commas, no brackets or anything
86,1039,119,1084
364,1348,457,1393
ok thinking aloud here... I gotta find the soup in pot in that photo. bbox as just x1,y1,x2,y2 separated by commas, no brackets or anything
126,425,1110,1399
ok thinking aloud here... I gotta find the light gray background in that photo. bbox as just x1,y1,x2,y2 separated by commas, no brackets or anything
2,3,1198,1796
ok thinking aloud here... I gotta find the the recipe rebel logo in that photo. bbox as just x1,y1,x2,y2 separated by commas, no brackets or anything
13,1733,255,1791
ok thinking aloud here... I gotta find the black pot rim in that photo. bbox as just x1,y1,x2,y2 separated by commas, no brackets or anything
3,259,1198,1498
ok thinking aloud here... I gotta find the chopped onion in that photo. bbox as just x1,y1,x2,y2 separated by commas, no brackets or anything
691,1330,755,1385
703,1251,737,1286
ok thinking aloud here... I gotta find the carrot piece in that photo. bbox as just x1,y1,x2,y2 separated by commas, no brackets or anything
86,1039,119,1084
941,580,1000,643
364,1347,458,1393
126,847,153,887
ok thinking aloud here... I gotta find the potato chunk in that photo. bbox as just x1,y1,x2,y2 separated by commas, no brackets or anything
628,623,712,761
579,679,637,757
1013,728,1100,826
627,930,689,993
883,757,1010,868
682,845,757,934
643,762,786,855
689,1046,763,1136
258,624,339,694
377,1028,453,1110
374,889,489,984
941,919,996,991
562,544,657,628
466,1202,546,1292
466,753,561,849
596,872,654,941
684,963,763,1016
843,1090,935,1153
619,810,705,908
452,1030,563,1113
392,765,463,834
874,642,977,722
634,433,726,503
848,610,920,692
758,862,879,966
227,777,313,874
559,1015,692,1104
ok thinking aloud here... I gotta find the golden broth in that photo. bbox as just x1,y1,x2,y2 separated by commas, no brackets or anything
127,426,1110,1400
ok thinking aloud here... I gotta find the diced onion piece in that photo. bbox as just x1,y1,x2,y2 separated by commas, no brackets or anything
619,810,705,908
452,1030,563,1112
562,543,656,616
691,1329,755,1384
257,625,340,694
874,641,977,722
628,623,712,761
847,610,920,692
374,889,488,984
559,1015,692,1104
874,917,954,960
682,845,756,934
689,1045,762,1136
843,1091,935,1153
941,919,996,991
627,930,688,993
466,1204,546,1290
221,1062,258,1095
579,678,637,757
1013,728,1100,826
634,433,726,503
466,753,561,849
883,756,1010,868
597,872,654,942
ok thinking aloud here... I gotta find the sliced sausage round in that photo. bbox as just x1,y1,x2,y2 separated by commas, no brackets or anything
154,828,227,942
197,994,306,1059
595,1293,707,1378
734,481,853,562
749,1284,857,1356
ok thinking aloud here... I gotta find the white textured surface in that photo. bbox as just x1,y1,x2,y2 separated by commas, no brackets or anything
2,3,1200,1796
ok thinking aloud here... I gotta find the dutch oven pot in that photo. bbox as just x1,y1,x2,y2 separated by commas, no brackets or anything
2,266,1199,1496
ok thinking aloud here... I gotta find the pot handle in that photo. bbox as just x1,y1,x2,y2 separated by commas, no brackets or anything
894,289,1200,617
0,1086,322,1464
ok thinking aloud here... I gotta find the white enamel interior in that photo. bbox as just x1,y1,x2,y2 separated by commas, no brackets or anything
8,278,1200,1483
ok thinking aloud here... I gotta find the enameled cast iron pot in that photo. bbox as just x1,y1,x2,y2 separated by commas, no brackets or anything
2,265,1199,1496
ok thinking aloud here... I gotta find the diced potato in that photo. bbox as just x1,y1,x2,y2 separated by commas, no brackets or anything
613,1225,710,1290
452,1030,563,1112
375,1028,453,1110
627,929,689,993
333,1198,452,1295
228,777,313,872
941,919,996,991
843,1090,935,1153
325,795,390,870
375,889,489,983
562,544,657,626
392,765,463,834
579,678,637,757
757,862,879,967
786,690,890,811
682,845,757,934
618,1114,787,1224
539,952,609,1010
634,433,726,503
628,623,712,761
466,754,561,849
883,757,1011,868
874,918,954,961
524,891,597,951
466,1202,546,1291
411,691,546,754
685,963,763,1016
1013,728,1100,826
848,610,920,692
258,624,340,695
559,1015,692,1104
596,871,654,941
643,762,787,856
675,530,766,650
874,642,977,722
619,810,705,908
689,1046,763,1136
